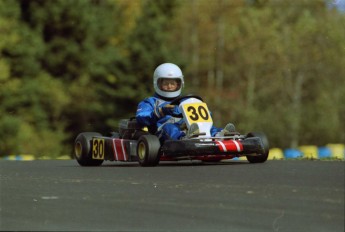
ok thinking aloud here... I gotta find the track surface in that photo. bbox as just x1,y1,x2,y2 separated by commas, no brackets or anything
0,160,344,232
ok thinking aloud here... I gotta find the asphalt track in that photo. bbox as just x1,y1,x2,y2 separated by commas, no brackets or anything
0,160,344,232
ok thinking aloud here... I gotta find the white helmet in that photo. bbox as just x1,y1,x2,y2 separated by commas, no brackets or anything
153,63,184,99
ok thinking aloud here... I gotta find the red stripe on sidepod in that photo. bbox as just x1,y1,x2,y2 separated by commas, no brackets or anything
216,140,243,152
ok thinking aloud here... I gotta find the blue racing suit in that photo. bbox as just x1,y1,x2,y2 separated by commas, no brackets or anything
136,94,221,142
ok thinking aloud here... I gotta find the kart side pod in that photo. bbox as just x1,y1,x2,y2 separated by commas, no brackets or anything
161,137,265,157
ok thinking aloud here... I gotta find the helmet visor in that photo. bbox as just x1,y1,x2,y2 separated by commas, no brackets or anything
157,78,182,92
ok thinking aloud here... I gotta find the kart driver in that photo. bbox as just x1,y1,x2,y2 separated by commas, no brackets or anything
136,63,235,142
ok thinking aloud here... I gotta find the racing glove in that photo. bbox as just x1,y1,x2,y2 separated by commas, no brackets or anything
162,104,182,117
154,102,182,118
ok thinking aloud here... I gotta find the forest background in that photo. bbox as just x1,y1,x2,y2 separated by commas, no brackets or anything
0,0,344,158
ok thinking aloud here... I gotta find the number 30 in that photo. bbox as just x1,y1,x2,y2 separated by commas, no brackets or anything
187,105,209,121
93,139,104,158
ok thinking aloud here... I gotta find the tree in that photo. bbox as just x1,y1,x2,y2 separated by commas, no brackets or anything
0,0,123,156
122,0,180,99
1,0,344,157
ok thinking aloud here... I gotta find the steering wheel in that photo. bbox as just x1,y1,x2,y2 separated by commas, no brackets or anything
169,94,204,105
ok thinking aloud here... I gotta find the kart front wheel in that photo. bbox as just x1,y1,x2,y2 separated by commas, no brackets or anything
74,132,104,166
137,135,161,167
246,132,269,163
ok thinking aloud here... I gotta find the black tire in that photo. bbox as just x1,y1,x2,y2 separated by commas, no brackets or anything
74,132,104,166
132,130,150,140
246,132,269,163
137,135,161,167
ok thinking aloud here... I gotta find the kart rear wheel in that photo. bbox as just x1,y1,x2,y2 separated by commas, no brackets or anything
246,132,269,163
74,132,104,166
137,135,161,167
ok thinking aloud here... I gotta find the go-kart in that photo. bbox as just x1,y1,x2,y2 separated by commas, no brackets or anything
74,95,269,166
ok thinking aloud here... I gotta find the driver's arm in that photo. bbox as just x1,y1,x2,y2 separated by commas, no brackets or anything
136,98,158,126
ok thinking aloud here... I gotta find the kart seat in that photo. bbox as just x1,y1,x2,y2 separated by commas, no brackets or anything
119,118,156,139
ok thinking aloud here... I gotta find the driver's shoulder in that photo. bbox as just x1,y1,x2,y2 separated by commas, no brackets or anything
140,96,165,106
